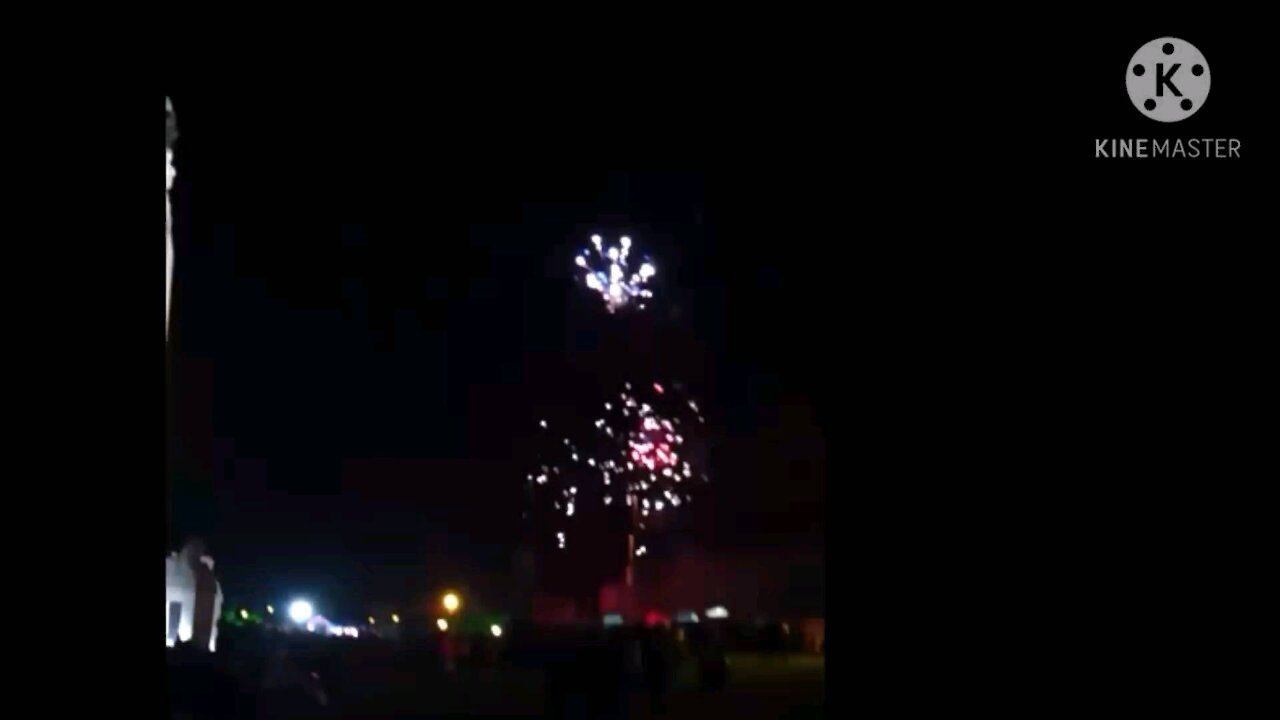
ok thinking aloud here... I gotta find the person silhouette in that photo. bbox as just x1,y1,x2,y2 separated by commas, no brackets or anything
641,626,671,713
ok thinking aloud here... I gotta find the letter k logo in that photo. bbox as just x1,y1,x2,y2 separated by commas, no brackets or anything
1156,63,1182,97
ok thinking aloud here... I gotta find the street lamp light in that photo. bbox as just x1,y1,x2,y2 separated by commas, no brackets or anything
288,600,314,624
437,618,449,632
442,592,460,614
391,613,401,624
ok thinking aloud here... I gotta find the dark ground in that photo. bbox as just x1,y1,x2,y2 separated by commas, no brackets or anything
343,653,823,719
170,629,823,719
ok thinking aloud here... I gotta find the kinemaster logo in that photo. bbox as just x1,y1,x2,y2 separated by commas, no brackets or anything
1096,37,1240,159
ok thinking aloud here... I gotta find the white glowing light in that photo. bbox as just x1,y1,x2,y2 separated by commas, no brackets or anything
392,614,401,624
166,147,175,339
566,501,575,516
636,545,648,556
536,474,547,484
307,623,316,633
706,606,729,619
574,235,656,312
289,600,315,624
557,532,566,549
604,495,613,505
671,496,681,507
662,468,672,477
490,624,503,638
588,458,596,467
572,453,579,462
655,501,665,511
570,486,577,495
267,605,274,615
437,618,449,631
539,420,547,428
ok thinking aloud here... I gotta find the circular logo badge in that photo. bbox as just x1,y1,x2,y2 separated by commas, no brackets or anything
1127,38,1210,122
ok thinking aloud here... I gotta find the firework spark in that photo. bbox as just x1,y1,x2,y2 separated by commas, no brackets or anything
575,234,655,312
526,381,707,552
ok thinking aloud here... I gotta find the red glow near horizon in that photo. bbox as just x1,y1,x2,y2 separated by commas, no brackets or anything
643,610,671,627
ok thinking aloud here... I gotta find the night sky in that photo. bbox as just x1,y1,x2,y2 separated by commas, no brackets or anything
166,93,824,621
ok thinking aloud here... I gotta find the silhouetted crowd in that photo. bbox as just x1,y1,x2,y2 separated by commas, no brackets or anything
169,619,740,720
539,622,730,719
168,631,328,720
